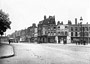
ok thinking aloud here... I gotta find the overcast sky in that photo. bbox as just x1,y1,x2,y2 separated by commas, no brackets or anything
0,0,90,35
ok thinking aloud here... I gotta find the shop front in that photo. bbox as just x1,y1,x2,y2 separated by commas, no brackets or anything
58,36,67,44
71,37,88,44
48,36,56,43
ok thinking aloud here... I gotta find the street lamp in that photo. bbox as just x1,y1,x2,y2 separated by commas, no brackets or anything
80,17,84,44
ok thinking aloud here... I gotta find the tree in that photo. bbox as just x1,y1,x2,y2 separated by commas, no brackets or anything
0,10,11,36
0,10,11,43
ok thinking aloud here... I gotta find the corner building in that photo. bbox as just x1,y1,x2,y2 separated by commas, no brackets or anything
37,16,56,43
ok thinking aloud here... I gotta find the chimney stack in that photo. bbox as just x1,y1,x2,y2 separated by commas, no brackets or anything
44,15,46,20
75,18,77,25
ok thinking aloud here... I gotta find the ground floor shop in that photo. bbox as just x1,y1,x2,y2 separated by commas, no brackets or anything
37,36,56,43
37,36,70,44
71,37,89,44
57,36,67,44
37,36,48,43
48,36,56,43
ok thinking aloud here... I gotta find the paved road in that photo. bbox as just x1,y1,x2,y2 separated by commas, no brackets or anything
0,43,90,64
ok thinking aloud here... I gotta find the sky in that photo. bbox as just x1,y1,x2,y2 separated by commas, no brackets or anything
0,0,90,35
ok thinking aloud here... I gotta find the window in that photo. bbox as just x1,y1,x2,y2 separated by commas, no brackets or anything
65,32,68,36
61,32,64,35
54,31,56,35
80,27,85,31
83,27,85,31
75,32,78,36
58,26,60,28
65,26,67,28
71,32,73,36
71,27,73,31
85,27,88,31
75,27,78,31
48,27,50,30
48,32,50,33
53,27,56,29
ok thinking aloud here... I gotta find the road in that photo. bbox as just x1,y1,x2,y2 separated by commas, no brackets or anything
0,43,90,64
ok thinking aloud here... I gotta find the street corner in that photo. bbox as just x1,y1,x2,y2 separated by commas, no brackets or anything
0,44,15,59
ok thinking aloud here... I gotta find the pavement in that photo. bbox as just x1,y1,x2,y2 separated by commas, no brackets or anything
0,43,15,59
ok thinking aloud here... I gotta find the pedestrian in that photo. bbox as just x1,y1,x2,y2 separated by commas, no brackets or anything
83,41,86,45
9,39,11,44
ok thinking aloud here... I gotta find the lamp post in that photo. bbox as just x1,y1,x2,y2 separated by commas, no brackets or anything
80,17,84,44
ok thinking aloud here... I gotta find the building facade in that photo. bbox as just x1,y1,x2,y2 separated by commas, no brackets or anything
38,16,49,43
9,16,90,44
29,23,38,43
88,24,90,43
79,24,90,44
37,15,56,43
69,24,80,43
69,18,90,44
56,21,70,44
47,16,56,43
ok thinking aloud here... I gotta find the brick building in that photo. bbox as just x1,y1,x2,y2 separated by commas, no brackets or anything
38,16,49,43
47,16,56,43
37,15,56,43
69,18,90,44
